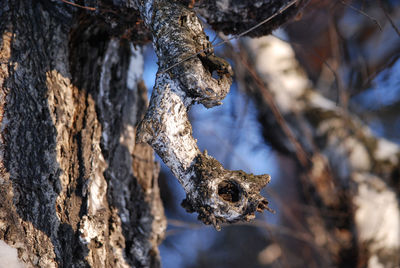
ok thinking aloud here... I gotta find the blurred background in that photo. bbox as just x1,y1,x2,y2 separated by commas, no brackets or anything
143,0,400,267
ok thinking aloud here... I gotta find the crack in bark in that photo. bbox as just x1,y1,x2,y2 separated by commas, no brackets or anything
135,0,273,229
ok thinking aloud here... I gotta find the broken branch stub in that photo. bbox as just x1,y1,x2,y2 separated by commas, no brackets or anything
136,0,273,229
181,152,273,230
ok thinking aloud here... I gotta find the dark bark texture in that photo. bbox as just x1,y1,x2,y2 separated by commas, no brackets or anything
196,0,309,36
0,1,165,267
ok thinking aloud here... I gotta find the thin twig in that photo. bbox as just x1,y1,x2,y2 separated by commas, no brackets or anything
329,18,348,107
199,128,253,171
359,55,399,91
59,0,96,11
159,0,299,74
340,0,382,30
224,0,298,40
167,218,316,245
378,0,400,37
236,46,309,167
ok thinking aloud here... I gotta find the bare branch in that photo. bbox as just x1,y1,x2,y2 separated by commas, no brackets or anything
135,0,273,229
59,0,96,11
234,46,309,167
340,0,382,30
378,0,400,37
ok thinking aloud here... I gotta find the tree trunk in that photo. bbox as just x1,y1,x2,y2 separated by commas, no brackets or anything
0,1,165,267
239,36,400,267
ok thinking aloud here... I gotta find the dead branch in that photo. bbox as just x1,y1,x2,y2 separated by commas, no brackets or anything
135,0,273,230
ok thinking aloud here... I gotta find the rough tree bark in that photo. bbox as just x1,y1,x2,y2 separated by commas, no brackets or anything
0,0,308,266
0,1,165,267
134,0,274,230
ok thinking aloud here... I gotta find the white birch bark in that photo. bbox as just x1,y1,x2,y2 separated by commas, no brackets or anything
135,0,273,229
245,36,400,267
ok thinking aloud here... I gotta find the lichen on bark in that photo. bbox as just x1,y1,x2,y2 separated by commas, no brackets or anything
135,0,273,229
